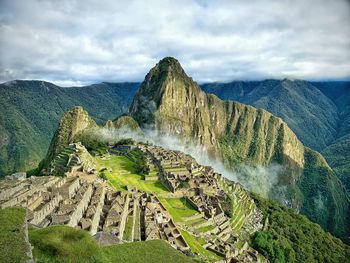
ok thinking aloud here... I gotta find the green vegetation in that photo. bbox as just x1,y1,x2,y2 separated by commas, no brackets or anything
299,148,349,240
29,225,104,263
103,240,197,263
112,115,140,131
158,197,199,222
0,207,31,263
29,225,196,263
251,192,350,263
115,138,135,146
196,225,215,233
203,80,350,197
75,129,108,156
179,229,221,262
322,134,350,193
127,149,150,176
201,80,339,152
123,216,134,242
0,80,139,176
95,154,168,194
39,107,97,172
129,57,349,240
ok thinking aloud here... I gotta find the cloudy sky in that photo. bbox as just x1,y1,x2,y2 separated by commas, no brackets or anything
0,0,349,86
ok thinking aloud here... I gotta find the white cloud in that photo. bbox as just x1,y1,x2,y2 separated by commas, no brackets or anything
0,0,349,86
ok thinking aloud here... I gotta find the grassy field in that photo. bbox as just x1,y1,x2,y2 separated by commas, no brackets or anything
29,225,105,262
179,229,221,262
103,240,197,263
123,216,134,242
159,197,199,222
0,207,31,263
95,154,168,194
29,225,197,263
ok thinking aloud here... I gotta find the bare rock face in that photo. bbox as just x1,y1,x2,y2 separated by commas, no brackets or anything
130,57,349,239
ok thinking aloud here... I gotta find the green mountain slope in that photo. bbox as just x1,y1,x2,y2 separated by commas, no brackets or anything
29,225,196,263
202,81,350,194
129,57,350,239
35,106,350,261
202,80,339,151
251,193,350,262
0,80,139,176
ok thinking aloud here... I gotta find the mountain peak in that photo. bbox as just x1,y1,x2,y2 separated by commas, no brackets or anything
148,57,187,80
40,106,97,172
129,57,196,125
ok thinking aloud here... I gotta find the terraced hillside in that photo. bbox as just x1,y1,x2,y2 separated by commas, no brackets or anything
129,57,350,240
0,80,139,176
2,137,349,262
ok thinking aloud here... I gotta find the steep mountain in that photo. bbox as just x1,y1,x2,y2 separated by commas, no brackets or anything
130,57,349,239
319,84,350,192
0,80,139,176
201,80,339,151
39,106,97,172
33,106,350,261
201,80,350,193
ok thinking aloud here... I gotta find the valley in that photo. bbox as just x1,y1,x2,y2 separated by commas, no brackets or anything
0,57,349,263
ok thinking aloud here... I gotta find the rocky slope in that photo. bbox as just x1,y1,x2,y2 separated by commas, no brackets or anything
201,80,350,193
39,106,97,173
130,57,349,239
201,80,340,151
105,115,141,131
0,80,139,176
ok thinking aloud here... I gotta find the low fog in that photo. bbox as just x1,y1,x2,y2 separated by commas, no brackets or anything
86,126,286,200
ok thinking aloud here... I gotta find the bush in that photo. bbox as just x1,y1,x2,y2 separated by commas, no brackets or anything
115,138,135,146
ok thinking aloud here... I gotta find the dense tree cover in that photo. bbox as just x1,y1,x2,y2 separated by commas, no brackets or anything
251,193,350,263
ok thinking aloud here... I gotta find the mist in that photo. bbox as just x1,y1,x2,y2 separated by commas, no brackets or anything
88,126,285,199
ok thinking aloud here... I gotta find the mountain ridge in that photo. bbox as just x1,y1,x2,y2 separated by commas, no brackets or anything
129,57,349,239
0,80,139,176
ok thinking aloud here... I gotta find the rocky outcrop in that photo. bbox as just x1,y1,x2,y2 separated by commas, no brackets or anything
130,57,349,239
40,106,97,172
105,115,140,131
130,57,304,168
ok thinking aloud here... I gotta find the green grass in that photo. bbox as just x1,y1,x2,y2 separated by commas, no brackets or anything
95,155,168,194
29,225,197,263
186,217,206,225
196,225,216,233
124,216,134,241
103,240,197,263
29,225,105,263
179,230,221,262
0,207,31,263
158,197,199,223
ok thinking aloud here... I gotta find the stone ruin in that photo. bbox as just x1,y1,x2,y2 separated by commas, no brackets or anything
1,143,265,262
0,174,189,252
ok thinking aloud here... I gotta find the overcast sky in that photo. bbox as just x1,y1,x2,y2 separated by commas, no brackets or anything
0,0,349,86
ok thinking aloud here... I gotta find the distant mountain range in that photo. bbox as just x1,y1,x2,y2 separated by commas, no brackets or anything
1,77,349,195
0,80,139,176
201,80,350,193
1,58,349,242
129,57,349,239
